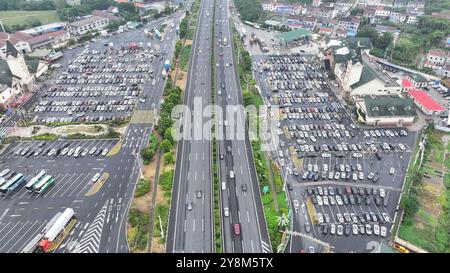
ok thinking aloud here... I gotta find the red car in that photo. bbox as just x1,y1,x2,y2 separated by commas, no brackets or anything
234,223,241,236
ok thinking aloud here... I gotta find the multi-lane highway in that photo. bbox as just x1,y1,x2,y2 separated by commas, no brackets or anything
167,0,215,253
214,0,271,253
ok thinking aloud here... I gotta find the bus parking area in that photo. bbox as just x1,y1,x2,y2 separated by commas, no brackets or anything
253,53,416,253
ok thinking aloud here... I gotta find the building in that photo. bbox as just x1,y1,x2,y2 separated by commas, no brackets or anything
439,77,450,93
389,12,407,23
92,10,121,22
67,16,109,36
355,96,416,126
407,89,445,116
0,33,32,59
312,0,322,7
66,0,81,6
407,73,428,88
374,24,398,35
275,28,311,46
406,13,418,24
337,16,360,33
424,49,447,69
0,41,47,106
393,0,408,8
26,29,71,50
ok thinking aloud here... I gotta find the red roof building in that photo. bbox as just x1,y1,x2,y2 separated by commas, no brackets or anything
407,89,445,115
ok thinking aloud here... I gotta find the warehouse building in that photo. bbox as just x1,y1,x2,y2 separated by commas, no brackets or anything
355,96,416,126
68,16,109,36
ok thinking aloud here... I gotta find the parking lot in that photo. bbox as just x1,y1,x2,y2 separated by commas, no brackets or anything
0,139,117,160
253,53,417,253
29,30,165,125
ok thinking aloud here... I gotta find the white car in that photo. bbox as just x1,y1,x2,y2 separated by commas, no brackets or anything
336,213,344,224
330,224,336,234
379,188,386,198
224,207,229,217
323,196,329,206
221,181,226,190
399,143,405,150
337,224,343,236
373,224,380,236
0,169,10,177
92,173,101,182
316,196,323,206
293,199,300,210
382,213,391,222
335,195,343,206
365,224,373,235
352,224,359,235
380,226,387,237
101,148,109,156
389,167,395,175
317,213,324,224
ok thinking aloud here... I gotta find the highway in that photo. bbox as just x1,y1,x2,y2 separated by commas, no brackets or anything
166,0,215,253
215,0,271,253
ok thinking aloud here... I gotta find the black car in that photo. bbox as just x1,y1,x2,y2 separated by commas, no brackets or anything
287,183,293,191
322,224,328,235
356,195,362,205
241,184,247,192
344,224,351,236
305,223,311,233
95,149,103,156
365,196,371,206
383,198,388,207
342,195,349,205
306,187,313,195
336,187,343,196
374,197,381,206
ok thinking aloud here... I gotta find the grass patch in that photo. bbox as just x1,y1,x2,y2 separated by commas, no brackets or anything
135,178,151,198
179,44,192,71
152,170,173,244
127,207,150,251
0,10,58,27
31,133,58,141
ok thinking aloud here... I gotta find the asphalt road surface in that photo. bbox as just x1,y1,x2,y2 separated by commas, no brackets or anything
166,0,214,253
215,0,271,253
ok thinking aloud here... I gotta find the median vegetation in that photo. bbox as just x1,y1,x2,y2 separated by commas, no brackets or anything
398,125,450,252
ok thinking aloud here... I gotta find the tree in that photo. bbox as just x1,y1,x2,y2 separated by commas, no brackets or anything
164,128,174,144
276,213,289,229
164,152,175,164
160,139,173,153
117,2,136,13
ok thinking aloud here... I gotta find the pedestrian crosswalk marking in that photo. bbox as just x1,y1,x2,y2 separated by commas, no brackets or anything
72,202,107,253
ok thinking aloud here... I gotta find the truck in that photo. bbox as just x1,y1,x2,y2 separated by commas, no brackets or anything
154,29,161,40
22,212,62,253
38,208,76,252
241,27,246,37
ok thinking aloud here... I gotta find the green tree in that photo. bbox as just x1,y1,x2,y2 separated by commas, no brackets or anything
164,152,175,164
160,139,173,153
164,128,174,144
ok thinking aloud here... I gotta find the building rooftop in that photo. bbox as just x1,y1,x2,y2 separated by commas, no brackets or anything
351,65,377,89
408,73,428,83
402,78,412,88
428,49,447,57
364,96,416,117
68,16,107,28
408,89,445,111
275,28,311,42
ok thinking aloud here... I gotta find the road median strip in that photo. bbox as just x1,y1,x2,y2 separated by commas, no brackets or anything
85,173,109,196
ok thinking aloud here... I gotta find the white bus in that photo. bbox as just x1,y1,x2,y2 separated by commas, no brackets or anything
25,170,47,192
0,173,26,196
34,175,55,194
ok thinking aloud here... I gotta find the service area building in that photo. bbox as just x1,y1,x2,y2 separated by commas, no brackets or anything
355,96,416,126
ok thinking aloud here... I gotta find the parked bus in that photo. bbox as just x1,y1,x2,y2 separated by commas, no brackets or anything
34,175,55,194
0,173,26,196
25,170,47,192
0,177,7,188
